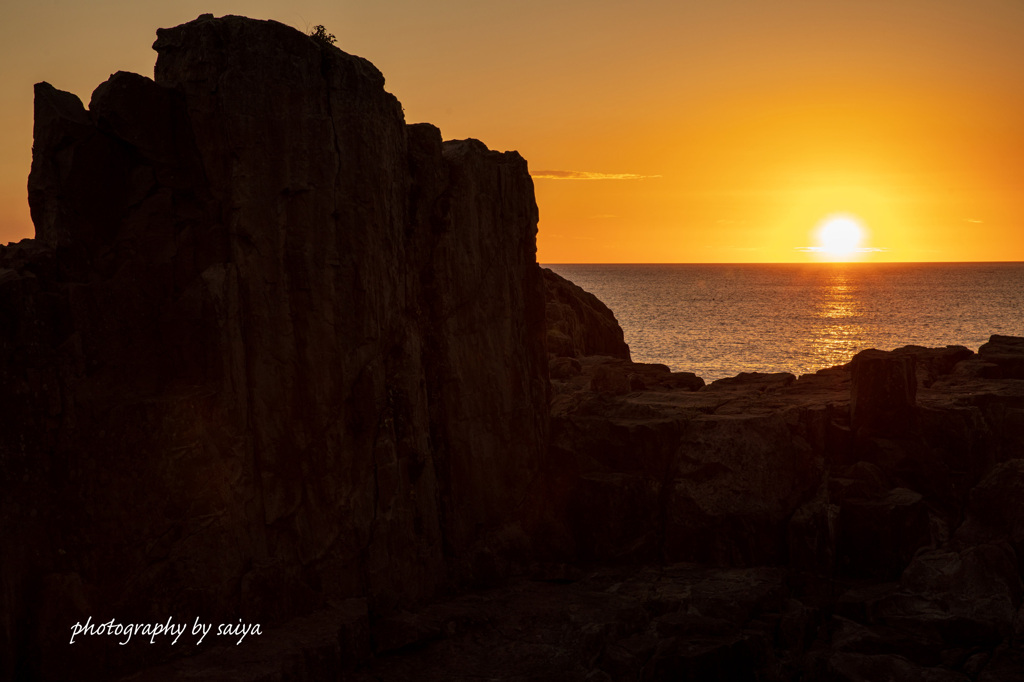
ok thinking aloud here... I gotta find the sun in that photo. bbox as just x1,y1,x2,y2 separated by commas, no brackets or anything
816,214,864,260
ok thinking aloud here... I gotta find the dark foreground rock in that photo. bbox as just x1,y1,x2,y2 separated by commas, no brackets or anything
1,14,547,680
532,336,1024,681
237,335,1019,682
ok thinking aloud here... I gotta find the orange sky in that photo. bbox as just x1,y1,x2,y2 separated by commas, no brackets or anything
3,0,1024,262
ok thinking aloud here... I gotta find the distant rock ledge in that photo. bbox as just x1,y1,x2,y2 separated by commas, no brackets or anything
3,13,1024,682
543,268,631,361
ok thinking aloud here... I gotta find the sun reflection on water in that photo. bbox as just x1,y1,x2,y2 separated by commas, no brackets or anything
809,270,866,369
547,263,1024,382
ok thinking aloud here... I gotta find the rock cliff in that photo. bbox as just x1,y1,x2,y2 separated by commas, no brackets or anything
1,15,546,680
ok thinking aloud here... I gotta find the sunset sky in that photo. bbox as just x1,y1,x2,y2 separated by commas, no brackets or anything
3,0,1024,263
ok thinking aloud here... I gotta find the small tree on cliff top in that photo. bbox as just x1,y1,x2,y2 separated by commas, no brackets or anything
310,24,336,46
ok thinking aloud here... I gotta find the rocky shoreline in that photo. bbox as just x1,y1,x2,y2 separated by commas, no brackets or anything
2,14,1023,682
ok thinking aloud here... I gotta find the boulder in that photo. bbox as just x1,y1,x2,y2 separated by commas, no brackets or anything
953,459,1024,550
664,413,821,566
894,543,1023,645
590,363,633,395
543,268,631,360
889,344,975,388
977,335,1024,380
835,487,932,580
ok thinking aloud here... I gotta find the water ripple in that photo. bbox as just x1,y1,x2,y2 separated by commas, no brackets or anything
546,262,1024,382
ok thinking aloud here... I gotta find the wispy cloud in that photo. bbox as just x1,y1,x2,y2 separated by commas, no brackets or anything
531,170,661,180
795,247,889,253
545,232,596,240
964,218,983,223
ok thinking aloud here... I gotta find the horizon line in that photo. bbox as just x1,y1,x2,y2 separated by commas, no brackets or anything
541,260,1024,266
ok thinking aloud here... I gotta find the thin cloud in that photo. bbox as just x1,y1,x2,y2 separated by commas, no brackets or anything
531,170,661,180
795,247,889,253
964,218,983,223
545,232,596,240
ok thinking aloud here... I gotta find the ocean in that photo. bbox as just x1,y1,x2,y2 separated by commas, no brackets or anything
544,262,1024,382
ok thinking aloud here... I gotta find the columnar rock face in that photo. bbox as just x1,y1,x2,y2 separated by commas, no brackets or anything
850,348,919,437
0,15,547,680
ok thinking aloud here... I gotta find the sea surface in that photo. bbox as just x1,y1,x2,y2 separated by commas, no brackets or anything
544,262,1024,382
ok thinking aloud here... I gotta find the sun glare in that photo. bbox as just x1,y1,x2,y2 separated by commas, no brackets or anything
816,215,864,260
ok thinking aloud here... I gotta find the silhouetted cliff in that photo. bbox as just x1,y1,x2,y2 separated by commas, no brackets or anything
1,14,547,680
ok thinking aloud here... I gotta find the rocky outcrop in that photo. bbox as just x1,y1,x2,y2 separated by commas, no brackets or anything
543,338,1024,574
977,334,1024,379
1,15,547,680
543,268,631,360
532,336,1024,680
